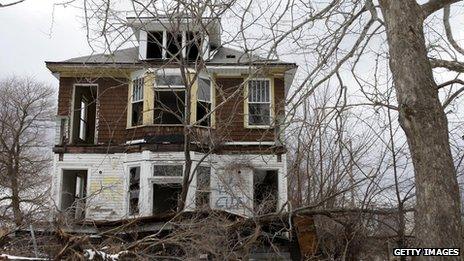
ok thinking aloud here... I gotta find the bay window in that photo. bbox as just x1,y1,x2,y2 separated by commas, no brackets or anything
154,73,185,125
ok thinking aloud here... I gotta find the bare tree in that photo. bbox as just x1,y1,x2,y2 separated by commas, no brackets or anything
0,76,54,227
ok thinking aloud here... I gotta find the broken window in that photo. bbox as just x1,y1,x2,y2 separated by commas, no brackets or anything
166,32,183,60
147,31,164,59
129,167,140,215
153,165,183,176
248,79,271,126
152,164,183,214
72,85,97,144
78,100,88,140
253,170,278,214
195,166,211,209
153,183,181,214
61,170,87,220
186,31,201,61
131,77,144,126
154,73,185,124
197,77,211,126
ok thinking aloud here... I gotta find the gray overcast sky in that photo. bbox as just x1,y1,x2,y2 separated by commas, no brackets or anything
0,1,93,86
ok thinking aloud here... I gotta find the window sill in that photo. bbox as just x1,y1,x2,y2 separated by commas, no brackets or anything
127,124,216,129
245,125,273,129
126,124,185,130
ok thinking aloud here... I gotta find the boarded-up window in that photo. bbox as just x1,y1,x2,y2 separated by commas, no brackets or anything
195,166,211,208
129,167,140,215
248,79,271,126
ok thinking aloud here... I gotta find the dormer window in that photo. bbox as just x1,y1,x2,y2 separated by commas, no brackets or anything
166,32,183,59
147,31,163,59
143,30,202,61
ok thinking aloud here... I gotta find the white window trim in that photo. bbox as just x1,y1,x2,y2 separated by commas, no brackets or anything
126,164,141,217
244,78,273,129
130,77,145,127
57,167,91,218
150,162,185,183
148,162,184,213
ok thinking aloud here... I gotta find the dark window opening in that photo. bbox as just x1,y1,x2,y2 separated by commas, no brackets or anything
186,31,201,61
147,31,163,59
197,102,211,127
195,166,211,209
129,167,140,215
166,32,182,59
72,85,97,144
196,77,211,126
154,90,185,124
61,170,87,220
153,183,181,215
253,170,278,214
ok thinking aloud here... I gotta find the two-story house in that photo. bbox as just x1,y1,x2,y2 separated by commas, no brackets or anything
46,16,297,221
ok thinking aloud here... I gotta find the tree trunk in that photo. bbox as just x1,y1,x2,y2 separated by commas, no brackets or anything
9,163,22,226
379,0,462,253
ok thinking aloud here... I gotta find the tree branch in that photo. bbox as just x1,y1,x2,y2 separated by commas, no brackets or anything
437,79,464,89
444,86,464,108
430,58,464,72
443,4,464,56
0,0,25,7
422,0,462,17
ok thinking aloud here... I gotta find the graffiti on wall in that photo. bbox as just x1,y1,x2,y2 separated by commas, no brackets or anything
214,173,248,210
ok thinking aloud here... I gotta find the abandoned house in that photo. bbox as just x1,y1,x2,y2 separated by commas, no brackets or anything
46,16,297,221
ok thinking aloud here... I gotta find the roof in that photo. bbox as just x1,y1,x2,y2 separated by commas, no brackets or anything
46,46,296,68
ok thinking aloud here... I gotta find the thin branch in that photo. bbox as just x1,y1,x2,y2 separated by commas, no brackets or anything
0,0,24,7
443,86,464,108
437,79,464,89
443,4,464,56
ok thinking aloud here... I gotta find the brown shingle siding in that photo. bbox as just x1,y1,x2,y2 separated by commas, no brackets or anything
57,75,285,146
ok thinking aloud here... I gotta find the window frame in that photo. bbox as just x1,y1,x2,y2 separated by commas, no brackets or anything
127,165,141,216
196,76,213,127
143,30,203,60
131,77,145,127
153,72,187,126
244,78,273,128
195,165,211,209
